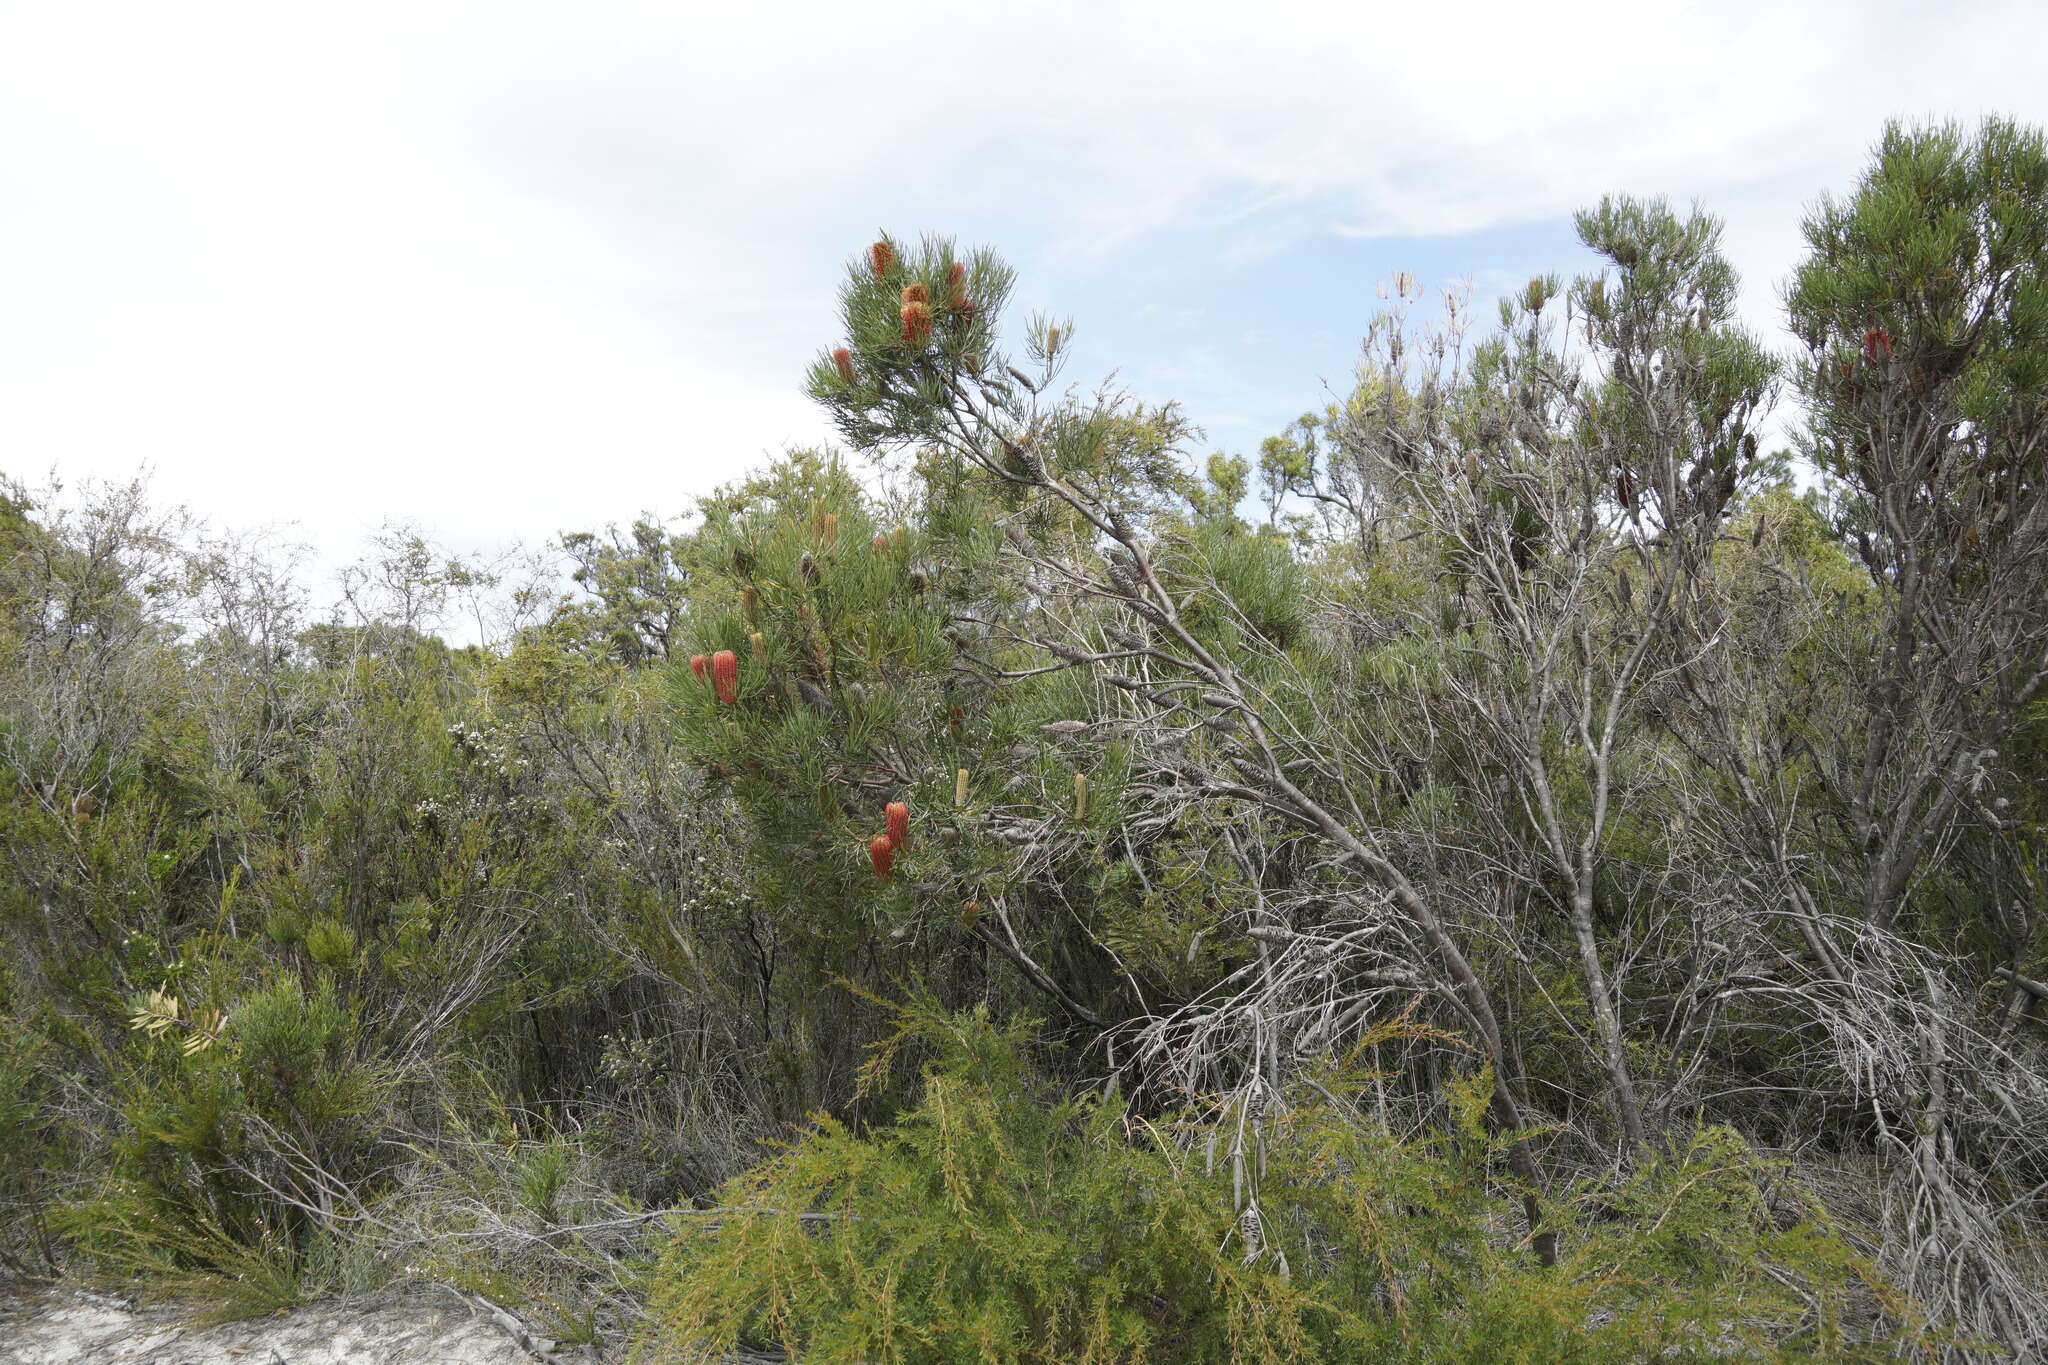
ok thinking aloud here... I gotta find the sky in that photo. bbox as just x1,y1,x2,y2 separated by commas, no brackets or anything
5,0,2047,610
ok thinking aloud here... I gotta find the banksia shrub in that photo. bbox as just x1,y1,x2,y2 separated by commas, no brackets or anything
833,346,856,384
690,653,710,683
885,801,909,850
712,650,739,704
869,239,895,278
869,833,894,882
901,301,933,346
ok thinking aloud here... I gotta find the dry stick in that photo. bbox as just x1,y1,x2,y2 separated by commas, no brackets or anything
932,376,1560,1263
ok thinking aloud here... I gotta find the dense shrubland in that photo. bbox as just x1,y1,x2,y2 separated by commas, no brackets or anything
5,118,2047,1360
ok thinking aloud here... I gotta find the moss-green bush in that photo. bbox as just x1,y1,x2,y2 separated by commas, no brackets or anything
642,1002,1891,1364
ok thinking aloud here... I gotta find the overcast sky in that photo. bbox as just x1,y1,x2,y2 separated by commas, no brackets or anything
5,1,2046,601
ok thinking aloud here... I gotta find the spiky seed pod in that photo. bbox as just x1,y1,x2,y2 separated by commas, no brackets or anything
900,282,929,306
885,801,909,850
900,301,933,346
741,585,758,620
750,631,766,661
1073,771,1088,820
868,239,895,278
711,650,739,703
1615,467,1634,509
869,833,894,881
689,653,709,682
832,346,856,384
955,767,970,807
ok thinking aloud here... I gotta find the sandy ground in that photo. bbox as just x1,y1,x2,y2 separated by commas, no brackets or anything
0,1283,607,1365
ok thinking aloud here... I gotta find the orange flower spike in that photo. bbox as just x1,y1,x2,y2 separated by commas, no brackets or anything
869,833,895,882
900,301,933,346
711,650,739,704
832,347,856,384
885,801,909,850
689,653,709,683
900,283,929,306
945,261,968,308
868,240,895,278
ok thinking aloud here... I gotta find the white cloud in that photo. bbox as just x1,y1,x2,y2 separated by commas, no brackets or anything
3,0,2044,598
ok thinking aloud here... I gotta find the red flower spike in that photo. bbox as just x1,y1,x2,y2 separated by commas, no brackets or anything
885,801,909,850
689,654,709,682
869,833,894,881
900,283,929,306
946,261,967,303
868,240,895,278
833,347,855,384
900,301,932,346
711,650,739,704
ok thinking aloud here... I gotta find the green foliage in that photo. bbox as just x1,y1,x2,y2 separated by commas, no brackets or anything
643,1004,1887,1364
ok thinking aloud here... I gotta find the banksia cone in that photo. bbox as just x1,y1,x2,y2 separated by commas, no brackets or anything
1045,326,1061,353
869,239,895,278
869,833,894,881
872,532,888,551
689,653,709,682
955,767,970,807
1861,327,1892,364
750,631,766,661
885,800,910,850
833,346,856,384
821,512,839,547
900,301,933,346
900,283,929,306
1073,771,1088,820
961,898,981,928
711,650,739,703
741,585,758,620
945,261,968,306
